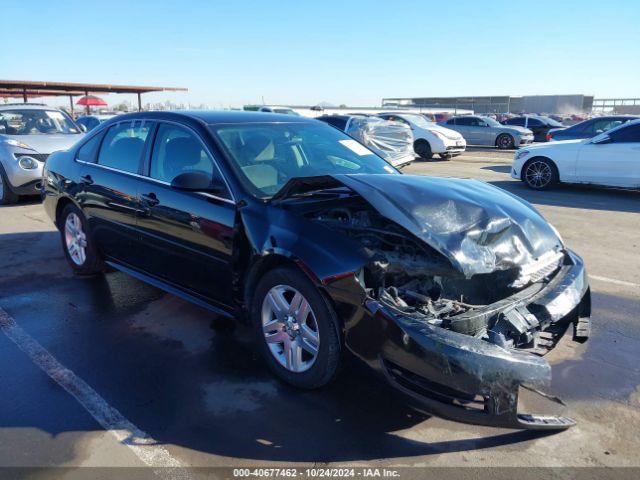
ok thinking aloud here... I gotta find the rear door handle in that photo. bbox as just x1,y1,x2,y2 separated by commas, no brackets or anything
80,174,93,185
141,192,159,206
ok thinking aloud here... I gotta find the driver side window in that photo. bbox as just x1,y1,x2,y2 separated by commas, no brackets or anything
150,123,229,197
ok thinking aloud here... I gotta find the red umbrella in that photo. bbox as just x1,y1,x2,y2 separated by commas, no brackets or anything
76,95,107,107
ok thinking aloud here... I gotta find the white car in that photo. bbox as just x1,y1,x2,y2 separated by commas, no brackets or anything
377,112,466,160
512,119,640,190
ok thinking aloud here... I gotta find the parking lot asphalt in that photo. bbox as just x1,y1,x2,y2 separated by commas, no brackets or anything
0,149,639,470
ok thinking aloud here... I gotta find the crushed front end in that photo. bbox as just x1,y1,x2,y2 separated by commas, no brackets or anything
367,249,590,430
289,174,592,430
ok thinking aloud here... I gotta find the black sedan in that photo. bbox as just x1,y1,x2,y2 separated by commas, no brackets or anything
42,111,591,430
547,115,638,141
502,115,565,142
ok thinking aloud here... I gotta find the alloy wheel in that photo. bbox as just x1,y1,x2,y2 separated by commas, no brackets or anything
261,285,320,373
498,134,513,149
525,160,552,188
64,212,88,266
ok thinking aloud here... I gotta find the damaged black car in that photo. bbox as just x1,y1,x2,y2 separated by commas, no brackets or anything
42,111,591,430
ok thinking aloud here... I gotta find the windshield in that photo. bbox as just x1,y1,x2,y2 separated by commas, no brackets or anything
539,116,563,127
0,109,80,135
401,114,433,128
211,122,399,199
274,109,300,116
483,117,502,127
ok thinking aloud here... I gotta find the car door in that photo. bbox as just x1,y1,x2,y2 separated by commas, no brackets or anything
135,121,236,307
467,117,491,145
77,120,153,266
450,117,475,143
576,124,640,187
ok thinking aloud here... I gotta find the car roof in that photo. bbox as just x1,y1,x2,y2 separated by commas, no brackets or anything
319,115,351,120
108,110,314,125
0,104,64,111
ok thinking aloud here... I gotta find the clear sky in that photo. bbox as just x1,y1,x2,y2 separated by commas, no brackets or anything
2,0,639,108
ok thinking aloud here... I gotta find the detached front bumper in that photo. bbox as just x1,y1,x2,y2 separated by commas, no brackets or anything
368,250,590,430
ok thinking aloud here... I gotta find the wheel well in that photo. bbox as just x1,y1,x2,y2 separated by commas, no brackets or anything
414,138,429,147
55,197,74,229
241,254,302,319
520,156,559,181
240,254,343,334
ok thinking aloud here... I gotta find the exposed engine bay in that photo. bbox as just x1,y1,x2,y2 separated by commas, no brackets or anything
304,197,567,352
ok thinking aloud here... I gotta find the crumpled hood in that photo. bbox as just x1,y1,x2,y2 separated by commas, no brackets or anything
2,133,84,154
333,174,563,278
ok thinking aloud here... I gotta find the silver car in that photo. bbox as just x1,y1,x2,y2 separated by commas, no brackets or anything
441,115,533,149
0,104,84,204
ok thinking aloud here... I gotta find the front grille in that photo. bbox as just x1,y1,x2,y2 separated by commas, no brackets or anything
446,146,465,150
14,153,49,162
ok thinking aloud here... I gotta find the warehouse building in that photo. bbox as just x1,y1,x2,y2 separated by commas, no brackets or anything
381,94,594,114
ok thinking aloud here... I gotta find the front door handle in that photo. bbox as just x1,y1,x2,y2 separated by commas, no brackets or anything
80,174,93,185
141,192,159,206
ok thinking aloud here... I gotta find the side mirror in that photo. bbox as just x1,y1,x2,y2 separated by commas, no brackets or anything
79,124,87,133
171,171,226,194
591,135,611,145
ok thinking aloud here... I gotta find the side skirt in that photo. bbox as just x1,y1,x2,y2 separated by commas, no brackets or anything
105,260,235,319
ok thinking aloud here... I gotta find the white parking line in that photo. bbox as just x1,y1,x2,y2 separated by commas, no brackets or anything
590,275,640,288
0,307,193,479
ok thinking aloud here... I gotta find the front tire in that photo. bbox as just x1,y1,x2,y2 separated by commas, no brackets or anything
252,266,341,389
414,139,433,160
0,164,19,205
522,157,558,190
496,133,515,150
59,203,104,275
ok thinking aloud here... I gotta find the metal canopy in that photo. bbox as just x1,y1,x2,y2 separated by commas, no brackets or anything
0,80,187,113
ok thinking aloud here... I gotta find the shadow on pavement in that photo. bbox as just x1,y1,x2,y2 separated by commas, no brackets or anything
0,231,559,463
481,165,512,174
488,180,640,214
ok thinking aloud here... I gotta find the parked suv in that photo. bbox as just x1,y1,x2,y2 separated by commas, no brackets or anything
0,104,83,204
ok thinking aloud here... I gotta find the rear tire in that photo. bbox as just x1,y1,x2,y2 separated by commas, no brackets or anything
414,139,433,160
522,157,558,190
251,266,341,389
59,203,105,275
0,164,19,205
496,133,515,150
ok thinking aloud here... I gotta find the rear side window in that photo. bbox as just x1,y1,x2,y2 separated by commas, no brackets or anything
507,118,525,126
97,121,152,173
527,118,543,127
455,117,471,126
329,117,348,130
76,133,103,163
